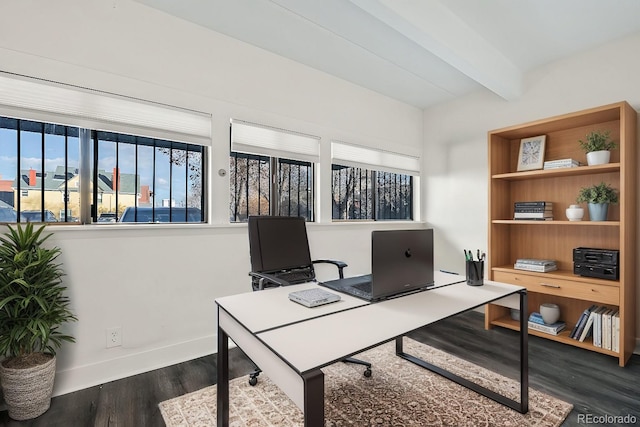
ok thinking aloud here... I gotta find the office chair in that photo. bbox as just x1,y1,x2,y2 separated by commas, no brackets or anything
246,215,372,385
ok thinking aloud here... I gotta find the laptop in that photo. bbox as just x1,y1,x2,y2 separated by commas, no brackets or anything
320,229,434,302
288,288,341,307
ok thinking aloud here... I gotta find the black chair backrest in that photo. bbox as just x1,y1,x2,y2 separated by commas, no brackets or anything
248,216,315,286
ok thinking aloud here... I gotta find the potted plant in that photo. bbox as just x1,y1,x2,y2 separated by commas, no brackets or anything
578,130,616,166
576,181,618,221
0,223,77,420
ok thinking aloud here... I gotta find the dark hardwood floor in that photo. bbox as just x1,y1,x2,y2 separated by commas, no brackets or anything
1,311,638,426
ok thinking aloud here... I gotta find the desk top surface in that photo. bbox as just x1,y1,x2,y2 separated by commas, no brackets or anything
216,271,465,333
217,272,524,373
256,280,523,372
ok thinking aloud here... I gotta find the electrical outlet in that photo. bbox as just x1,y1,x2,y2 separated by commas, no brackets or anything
106,327,122,348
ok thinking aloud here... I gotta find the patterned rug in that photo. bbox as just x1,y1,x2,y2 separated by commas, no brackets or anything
160,338,572,426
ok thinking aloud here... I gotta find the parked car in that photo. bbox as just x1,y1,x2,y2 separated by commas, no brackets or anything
118,207,202,223
0,207,25,222
20,210,58,222
98,213,118,223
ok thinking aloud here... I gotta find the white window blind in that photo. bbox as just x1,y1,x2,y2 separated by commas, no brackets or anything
331,141,420,175
231,119,320,163
0,71,212,145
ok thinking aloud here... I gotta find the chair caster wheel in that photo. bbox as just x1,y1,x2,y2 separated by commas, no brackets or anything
249,376,258,386
363,368,372,377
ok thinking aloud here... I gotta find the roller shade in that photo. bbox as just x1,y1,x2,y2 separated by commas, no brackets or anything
0,71,212,145
231,119,320,163
331,141,420,175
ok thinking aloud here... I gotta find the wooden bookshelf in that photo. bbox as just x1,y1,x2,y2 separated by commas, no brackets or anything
485,101,637,366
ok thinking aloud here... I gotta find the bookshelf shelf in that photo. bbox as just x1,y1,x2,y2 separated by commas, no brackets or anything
492,220,620,226
491,316,619,357
486,101,636,366
491,163,620,181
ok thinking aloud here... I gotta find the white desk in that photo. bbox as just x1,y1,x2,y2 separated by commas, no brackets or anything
216,272,528,426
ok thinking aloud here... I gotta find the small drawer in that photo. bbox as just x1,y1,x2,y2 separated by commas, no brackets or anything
493,271,619,305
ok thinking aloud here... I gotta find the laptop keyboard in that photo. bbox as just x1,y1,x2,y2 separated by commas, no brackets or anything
353,282,372,293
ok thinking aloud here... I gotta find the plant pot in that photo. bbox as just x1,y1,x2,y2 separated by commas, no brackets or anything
588,203,609,221
586,150,611,166
0,354,56,420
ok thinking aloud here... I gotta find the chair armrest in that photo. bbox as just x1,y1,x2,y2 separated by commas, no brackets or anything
313,259,348,279
249,272,291,291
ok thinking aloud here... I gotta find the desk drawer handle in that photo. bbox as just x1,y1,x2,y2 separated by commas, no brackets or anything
539,283,561,288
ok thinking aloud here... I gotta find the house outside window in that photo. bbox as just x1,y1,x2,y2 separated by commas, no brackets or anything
229,120,318,222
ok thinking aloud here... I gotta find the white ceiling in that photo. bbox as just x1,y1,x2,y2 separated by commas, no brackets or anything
134,0,640,109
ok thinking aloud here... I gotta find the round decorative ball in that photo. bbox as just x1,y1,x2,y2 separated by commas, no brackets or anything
566,204,584,221
540,303,560,324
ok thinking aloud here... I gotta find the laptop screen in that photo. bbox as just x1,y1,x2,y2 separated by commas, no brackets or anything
370,229,434,300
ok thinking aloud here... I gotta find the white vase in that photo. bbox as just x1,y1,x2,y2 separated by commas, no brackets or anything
540,303,560,324
565,204,584,221
586,150,611,166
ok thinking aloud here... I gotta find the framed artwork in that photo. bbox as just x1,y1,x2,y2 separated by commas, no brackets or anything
517,135,546,171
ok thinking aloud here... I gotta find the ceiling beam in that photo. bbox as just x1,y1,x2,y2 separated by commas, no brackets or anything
349,0,523,101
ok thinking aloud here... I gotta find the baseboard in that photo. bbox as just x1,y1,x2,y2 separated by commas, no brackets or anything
52,334,216,397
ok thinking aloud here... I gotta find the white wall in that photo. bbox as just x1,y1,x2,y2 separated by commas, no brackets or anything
423,32,640,346
0,0,424,395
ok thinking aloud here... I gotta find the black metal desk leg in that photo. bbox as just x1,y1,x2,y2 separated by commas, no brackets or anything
519,289,529,413
217,322,229,427
302,369,324,427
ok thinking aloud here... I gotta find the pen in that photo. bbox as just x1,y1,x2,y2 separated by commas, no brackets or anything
477,249,481,261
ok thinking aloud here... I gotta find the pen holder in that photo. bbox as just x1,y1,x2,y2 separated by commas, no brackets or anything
466,260,484,286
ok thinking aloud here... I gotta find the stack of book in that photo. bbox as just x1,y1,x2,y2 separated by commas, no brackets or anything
528,312,566,335
513,201,553,220
569,305,620,350
543,158,581,170
514,258,558,272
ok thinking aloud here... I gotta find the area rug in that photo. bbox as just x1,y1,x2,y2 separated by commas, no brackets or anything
160,338,572,426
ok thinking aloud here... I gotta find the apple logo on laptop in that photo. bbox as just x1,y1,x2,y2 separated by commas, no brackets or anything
405,248,412,258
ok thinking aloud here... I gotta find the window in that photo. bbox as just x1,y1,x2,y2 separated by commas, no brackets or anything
93,131,205,223
0,117,206,224
0,117,80,223
0,72,211,224
331,141,419,221
230,120,318,222
332,165,413,220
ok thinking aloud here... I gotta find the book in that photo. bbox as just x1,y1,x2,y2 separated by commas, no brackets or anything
513,206,553,213
543,158,581,169
602,308,614,350
514,201,553,208
528,312,546,325
571,305,597,339
515,258,557,265
528,320,566,335
593,306,608,347
513,217,554,221
578,310,597,342
513,212,554,219
514,263,557,272
612,311,620,352
514,204,553,210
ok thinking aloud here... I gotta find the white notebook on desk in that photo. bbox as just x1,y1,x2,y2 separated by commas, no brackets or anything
288,288,341,308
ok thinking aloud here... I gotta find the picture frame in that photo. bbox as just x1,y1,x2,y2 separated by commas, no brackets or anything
517,135,546,171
